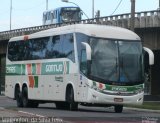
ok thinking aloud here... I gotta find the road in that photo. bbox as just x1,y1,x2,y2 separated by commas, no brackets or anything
0,96,160,123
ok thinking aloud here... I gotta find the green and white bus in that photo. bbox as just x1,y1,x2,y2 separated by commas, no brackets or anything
5,24,154,113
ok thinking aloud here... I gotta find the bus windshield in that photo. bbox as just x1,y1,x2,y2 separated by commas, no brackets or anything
61,8,81,22
89,38,143,85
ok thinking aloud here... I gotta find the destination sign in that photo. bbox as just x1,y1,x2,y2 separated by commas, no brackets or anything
62,7,80,11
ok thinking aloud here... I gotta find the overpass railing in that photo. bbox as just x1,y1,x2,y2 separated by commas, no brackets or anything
0,10,160,41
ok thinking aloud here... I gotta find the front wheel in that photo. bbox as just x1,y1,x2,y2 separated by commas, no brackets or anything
114,105,123,113
66,87,78,111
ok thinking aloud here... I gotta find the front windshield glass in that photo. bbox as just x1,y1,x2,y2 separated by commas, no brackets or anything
89,38,143,85
61,9,81,22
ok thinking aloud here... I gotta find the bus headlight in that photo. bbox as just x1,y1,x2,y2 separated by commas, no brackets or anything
135,88,144,94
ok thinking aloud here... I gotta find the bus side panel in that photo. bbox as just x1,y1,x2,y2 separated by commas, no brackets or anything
72,74,89,102
5,76,19,98
26,60,79,102
53,62,79,101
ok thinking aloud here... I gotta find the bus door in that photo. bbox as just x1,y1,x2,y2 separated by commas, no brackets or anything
77,49,88,102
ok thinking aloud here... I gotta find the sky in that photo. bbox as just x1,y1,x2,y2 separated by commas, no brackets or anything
0,0,159,31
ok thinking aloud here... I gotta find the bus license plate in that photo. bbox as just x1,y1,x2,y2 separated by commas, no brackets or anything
114,98,123,102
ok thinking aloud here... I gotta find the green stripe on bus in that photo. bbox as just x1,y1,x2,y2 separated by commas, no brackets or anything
21,64,26,75
105,84,143,92
6,64,21,75
34,76,38,88
6,61,70,76
41,61,69,75
32,63,36,75
93,81,143,92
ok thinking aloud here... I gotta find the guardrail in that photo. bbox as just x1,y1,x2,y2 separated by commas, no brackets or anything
0,10,160,41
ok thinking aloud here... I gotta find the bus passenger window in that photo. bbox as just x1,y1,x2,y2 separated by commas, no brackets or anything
62,34,75,62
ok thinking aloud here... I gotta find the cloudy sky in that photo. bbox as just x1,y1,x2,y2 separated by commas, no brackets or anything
0,0,159,31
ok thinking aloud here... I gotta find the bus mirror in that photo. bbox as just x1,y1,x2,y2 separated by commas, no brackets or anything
81,42,91,60
143,47,154,65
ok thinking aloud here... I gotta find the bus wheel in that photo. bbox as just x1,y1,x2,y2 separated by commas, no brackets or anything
22,87,30,107
66,87,78,111
15,87,23,107
114,105,123,113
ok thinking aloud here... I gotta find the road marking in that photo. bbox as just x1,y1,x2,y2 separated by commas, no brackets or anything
18,111,45,117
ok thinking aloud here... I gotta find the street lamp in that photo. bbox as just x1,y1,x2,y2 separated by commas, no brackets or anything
10,0,12,30
130,0,135,31
61,0,89,19
92,0,94,18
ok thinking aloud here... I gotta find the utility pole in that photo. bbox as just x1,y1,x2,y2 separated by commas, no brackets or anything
10,0,12,30
92,0,94,18
130,0,135,31
46,0,48,10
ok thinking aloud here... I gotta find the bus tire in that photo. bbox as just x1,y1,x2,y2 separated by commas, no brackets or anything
22,87,30,107
66,87,78,111
15,87,23,107
114,105,123,113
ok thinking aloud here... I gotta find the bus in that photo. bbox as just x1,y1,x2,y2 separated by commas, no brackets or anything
5,24,154,113
43,6,82,25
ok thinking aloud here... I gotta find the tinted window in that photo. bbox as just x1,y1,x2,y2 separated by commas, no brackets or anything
76,33,89,74
61,34,75,62
8,34,75,62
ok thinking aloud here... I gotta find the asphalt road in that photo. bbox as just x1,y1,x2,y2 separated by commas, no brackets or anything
0,96,160,123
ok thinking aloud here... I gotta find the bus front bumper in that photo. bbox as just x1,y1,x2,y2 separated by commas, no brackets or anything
86,88,143,105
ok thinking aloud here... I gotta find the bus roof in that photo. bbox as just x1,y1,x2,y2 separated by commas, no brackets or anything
9,24,140,42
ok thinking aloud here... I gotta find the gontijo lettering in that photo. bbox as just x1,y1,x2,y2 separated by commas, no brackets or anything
46,64,63,72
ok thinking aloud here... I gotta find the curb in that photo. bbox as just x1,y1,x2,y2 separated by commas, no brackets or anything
124,107,160,113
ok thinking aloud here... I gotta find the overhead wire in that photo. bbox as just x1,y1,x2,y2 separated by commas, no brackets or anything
110,0,123,15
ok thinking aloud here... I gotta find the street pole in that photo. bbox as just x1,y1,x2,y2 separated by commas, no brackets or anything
10,0,12,30
130,0,135,31
92,0,94,18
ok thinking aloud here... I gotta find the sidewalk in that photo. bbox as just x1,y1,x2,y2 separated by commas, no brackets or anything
0,107,20,117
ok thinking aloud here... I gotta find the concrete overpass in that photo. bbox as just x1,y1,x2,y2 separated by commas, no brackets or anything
0,10,160,99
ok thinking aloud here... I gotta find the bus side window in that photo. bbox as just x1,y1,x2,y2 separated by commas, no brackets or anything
52,12,54,19
61,34,75,62
80,49,87,76
54,11,57,19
